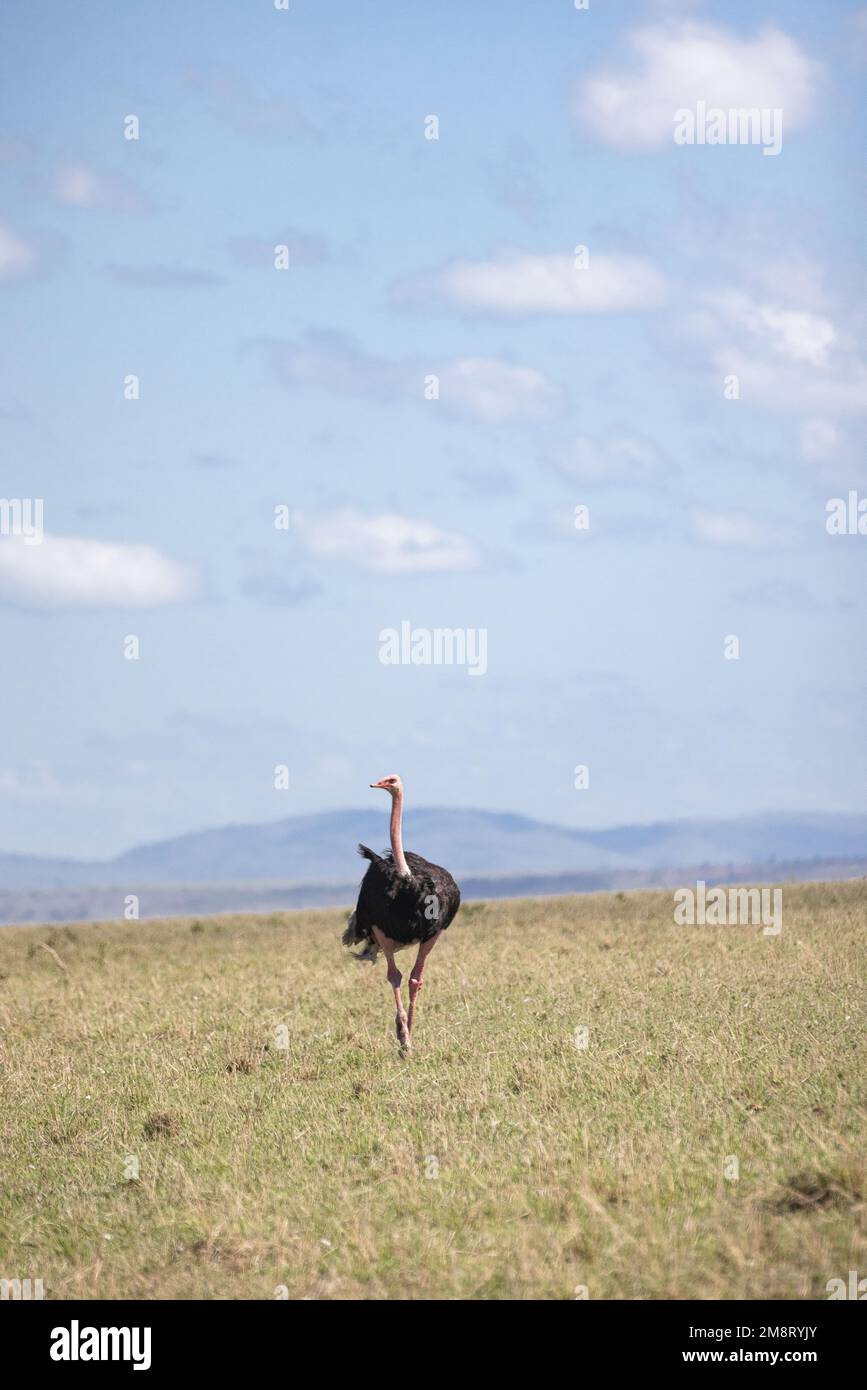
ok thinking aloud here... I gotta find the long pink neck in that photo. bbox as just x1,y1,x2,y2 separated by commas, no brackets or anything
390,789,411,877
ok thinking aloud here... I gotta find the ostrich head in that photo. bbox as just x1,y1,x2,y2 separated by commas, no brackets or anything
370,774,403,796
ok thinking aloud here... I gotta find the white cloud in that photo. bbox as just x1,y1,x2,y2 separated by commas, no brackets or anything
395,249,667,315
707,291,835,366
259,331,563,422
300,511,479,574
715,349,867,416
754,308,835,366
0,534,196,608
439,357,563,423
549,431,676,488
575,21,820,150
693,286,867,416
0,219,39,280
694,511,783,548
48,162,148,213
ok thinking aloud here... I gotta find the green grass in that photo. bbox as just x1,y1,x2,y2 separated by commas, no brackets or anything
1,880,865,1300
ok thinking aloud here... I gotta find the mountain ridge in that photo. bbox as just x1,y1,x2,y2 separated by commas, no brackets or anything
1,808,864,892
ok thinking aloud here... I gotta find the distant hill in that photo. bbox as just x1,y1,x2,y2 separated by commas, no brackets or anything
0,808,864,892
3,855,865,926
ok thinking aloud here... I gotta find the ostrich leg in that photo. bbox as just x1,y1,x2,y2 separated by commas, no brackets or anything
407,934,439,1042
372,927,409,1049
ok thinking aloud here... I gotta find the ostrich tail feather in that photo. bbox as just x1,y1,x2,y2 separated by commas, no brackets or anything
341,911,379,962
342,911,361,946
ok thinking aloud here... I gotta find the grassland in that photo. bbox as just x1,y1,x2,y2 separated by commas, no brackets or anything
0,881,864,1300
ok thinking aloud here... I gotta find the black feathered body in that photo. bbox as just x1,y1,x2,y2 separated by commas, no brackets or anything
343,844,460,954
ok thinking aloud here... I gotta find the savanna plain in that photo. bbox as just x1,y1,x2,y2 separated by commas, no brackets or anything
1,880,864,1300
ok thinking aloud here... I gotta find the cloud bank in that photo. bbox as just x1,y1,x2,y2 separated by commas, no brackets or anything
0,534,196,608
575,21,820,150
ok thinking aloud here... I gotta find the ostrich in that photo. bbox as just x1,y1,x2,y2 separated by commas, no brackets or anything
342,775,461,1049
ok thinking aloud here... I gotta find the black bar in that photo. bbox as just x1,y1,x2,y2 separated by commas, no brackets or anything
7,1298,863,1375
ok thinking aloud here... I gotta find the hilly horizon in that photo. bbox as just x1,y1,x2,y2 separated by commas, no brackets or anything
0,807,864,893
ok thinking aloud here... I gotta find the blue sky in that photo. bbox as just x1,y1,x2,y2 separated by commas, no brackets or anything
0,0,865,857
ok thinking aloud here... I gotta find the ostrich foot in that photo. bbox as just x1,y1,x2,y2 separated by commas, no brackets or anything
395,1008,410,1051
